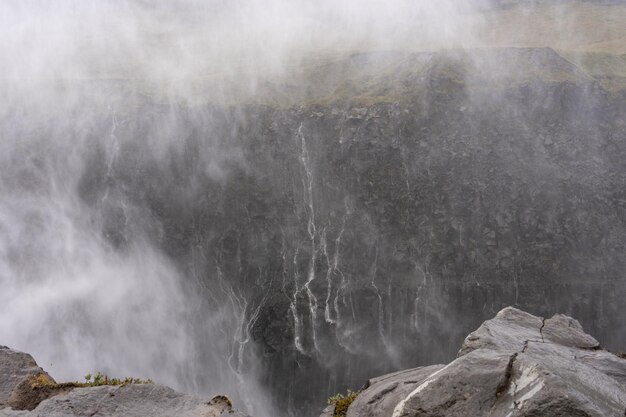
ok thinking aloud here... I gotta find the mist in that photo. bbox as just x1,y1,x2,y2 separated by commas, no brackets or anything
1,0,490,108
1,1,625,417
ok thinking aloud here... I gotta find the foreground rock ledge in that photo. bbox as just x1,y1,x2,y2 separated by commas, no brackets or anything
322,307,626,417
0,346,249,417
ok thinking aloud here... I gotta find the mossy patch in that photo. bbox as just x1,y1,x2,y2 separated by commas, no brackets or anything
328,389,359,417
9,373,63,411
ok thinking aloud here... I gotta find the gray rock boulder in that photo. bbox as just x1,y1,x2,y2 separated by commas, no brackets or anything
0,346,249,417
0,346,56,411
329,307,626,417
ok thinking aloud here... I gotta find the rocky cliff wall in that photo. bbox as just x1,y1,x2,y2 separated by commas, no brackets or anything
70,49,626,415
3,47,625,416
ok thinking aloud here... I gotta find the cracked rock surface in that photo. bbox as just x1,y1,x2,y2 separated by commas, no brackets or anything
0,347,249,417
332,307,626,417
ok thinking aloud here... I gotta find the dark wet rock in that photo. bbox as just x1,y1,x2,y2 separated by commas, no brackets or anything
328,307,626,417
0,346,249,417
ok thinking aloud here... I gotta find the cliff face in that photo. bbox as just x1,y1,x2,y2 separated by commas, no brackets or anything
68,48,626,415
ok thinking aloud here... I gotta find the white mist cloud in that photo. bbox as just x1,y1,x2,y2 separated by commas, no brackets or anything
0,0,486,93
0,133,189,380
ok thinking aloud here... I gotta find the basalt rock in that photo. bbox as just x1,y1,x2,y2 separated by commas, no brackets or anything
0,346,249,417
329,307,626,417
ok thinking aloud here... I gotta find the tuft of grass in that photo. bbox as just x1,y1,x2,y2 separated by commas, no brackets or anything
328,389,359,417
30,373,56,389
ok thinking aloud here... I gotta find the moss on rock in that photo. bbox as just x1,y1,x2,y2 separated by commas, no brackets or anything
328,389,359,417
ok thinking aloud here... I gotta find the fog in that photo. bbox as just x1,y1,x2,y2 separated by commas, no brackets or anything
1,1,625,417
0,0,487,99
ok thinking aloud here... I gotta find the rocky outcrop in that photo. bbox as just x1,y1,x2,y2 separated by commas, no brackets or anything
0,346,248,417
330,307,626,417
0,346,57,412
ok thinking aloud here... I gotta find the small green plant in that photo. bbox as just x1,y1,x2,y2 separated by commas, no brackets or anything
82,371,153,386
328,389,359,417
93,372,104,386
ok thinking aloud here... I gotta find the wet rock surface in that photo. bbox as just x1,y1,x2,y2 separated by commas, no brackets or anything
329,307,626,417
0,347,248,417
